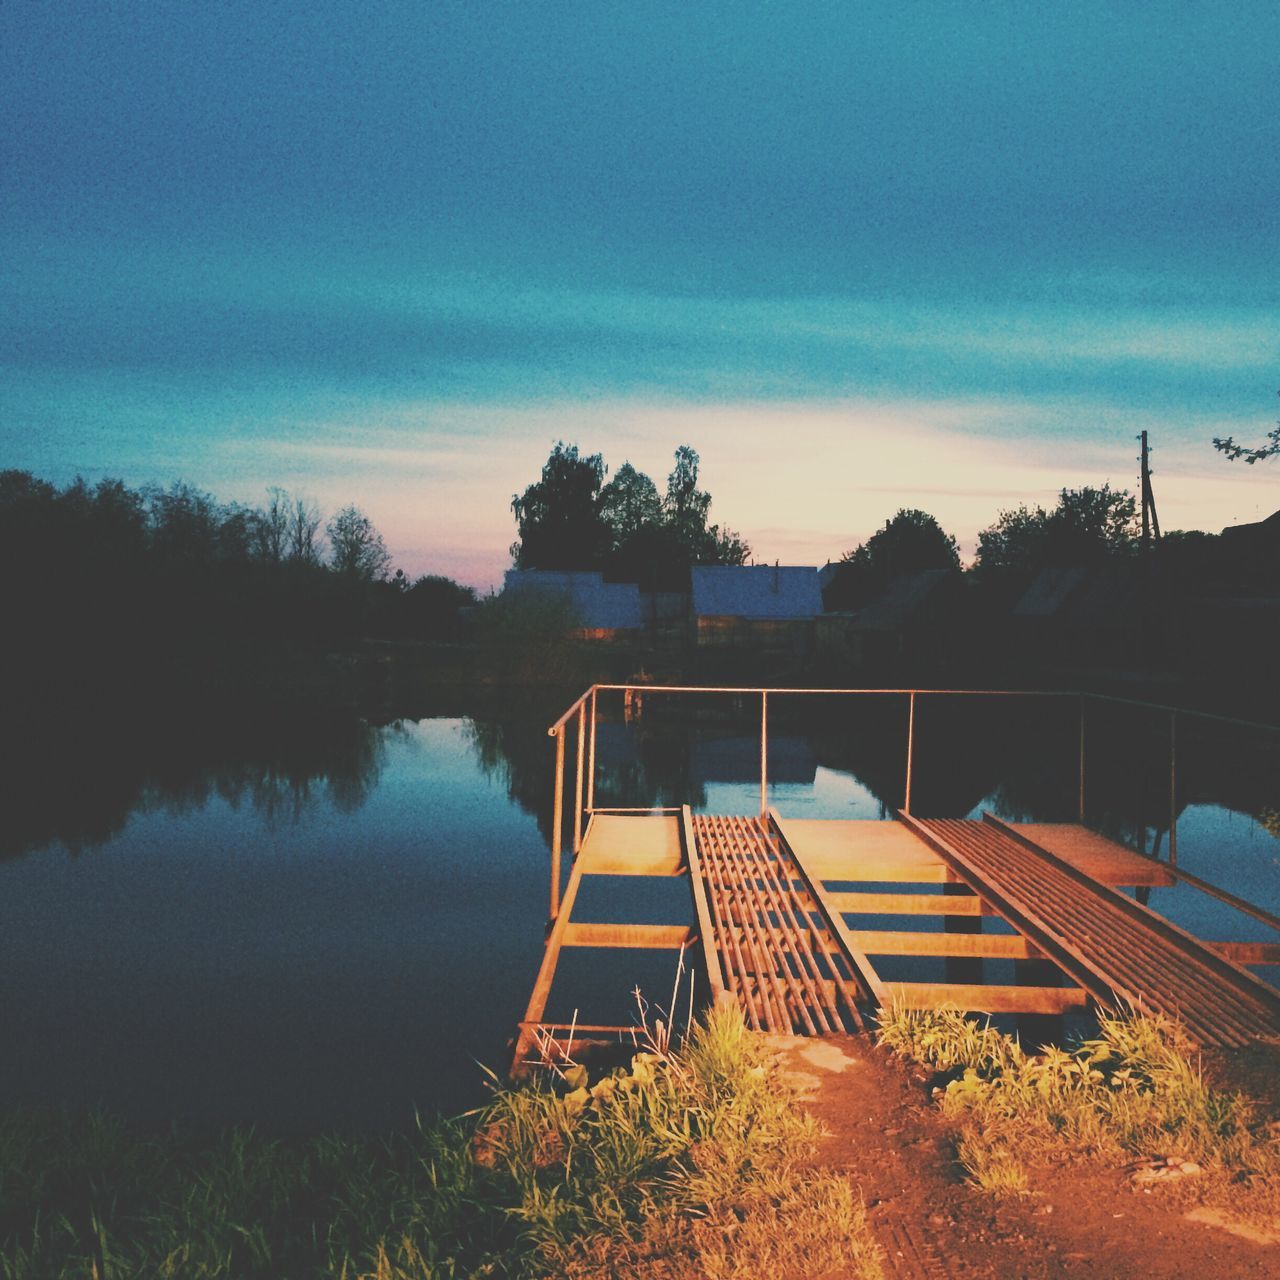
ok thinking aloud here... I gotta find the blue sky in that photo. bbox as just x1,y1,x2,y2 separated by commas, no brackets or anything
3,1,1277,588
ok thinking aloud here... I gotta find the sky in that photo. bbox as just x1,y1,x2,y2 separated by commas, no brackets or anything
2,1,1278,591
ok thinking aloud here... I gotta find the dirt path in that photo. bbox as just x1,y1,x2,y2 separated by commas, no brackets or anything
762,1033,1280,1279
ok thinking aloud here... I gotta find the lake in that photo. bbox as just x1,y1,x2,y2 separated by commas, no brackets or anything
2,689,1277,1134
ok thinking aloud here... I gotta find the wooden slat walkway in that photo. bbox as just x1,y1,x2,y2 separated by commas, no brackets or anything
513,808,1280,1072
687,812,879,1033
900,813,1280,1048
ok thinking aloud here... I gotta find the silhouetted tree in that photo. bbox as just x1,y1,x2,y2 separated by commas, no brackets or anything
510,442,611,570
826,508,960,610
660,445,749,569
973,484,1138,580
287,495,323,565
327,505,391,580
253,487,291,565
401,574,477,639
599,462,662,548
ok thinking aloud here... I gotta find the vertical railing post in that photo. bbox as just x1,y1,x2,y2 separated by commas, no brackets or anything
550,728,565,919
586,687,597,813
904,690,916,814
573,701,586,854
1169,710,1178,867
759,690,769,817
1078,694,1086,825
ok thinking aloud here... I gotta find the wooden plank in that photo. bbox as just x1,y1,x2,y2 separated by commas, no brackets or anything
512,853,592,1075
562,923,696,950
983,813,1280,1035
771,809,887,1005
884,982,1089,1015
578,813,684,876
1208,941,1280,966
778,818,958,883
826,890,993,916
1013,823,1175,887
852,929,1042,959
681,806,729,1002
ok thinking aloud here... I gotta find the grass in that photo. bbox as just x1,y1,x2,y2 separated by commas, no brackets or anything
877,1003,1280,1209
0,1003,882,1279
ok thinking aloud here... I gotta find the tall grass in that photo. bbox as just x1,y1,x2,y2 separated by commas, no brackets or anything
0,1004,882,1279
878,1004,1280,1205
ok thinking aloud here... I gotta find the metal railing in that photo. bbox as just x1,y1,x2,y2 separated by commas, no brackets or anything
543,684,1280,928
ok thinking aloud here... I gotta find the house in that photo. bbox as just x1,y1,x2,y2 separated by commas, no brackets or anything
501,570,643,639
1010,562,1150,665
823,568,963,667
690,565,823,648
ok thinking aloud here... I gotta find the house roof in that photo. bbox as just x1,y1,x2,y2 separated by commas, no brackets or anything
1012,567,1089,619
502,569,643,630
1012,563,1144,627
855,569,957,630
690,565,823,620
1220,509,1280,540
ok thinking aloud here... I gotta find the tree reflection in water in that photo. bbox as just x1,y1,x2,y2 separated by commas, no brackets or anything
2,700,389,860
467,691,1280,868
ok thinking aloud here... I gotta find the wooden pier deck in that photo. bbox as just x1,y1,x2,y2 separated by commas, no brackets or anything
515,805,1280,1066
515,685,1280,1069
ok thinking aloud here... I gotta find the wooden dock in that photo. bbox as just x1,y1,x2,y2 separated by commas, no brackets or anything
514,686,1280,1068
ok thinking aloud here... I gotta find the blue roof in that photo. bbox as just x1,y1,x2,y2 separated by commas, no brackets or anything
502,570,643,630
690,566,822,620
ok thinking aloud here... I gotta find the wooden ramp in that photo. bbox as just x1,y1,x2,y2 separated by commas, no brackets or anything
685,812,881,1034
900,812,1280,1048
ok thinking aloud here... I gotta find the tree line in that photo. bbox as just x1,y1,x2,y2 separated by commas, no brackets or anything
0,471,475,694
825,478,1274,612
508,441,1167,606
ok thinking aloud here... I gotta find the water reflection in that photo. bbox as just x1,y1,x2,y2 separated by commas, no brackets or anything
3,704,390,860
467,691,1280,863
1,689,1276,1134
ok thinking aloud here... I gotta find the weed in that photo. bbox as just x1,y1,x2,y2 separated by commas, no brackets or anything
878,1004,1280,1208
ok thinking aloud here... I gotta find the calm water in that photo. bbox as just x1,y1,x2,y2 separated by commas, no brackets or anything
2,691,1277,1134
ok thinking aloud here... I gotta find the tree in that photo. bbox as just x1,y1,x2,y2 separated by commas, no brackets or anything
510,442,611,570
287,495,323,566
1049,484,1138,563
327,505,391,580
826,508,960,610
705,522,751,567
599,462,661,548
660,445,749,566
973,484,1138,579
1214,390,1280,465
973,504,1049,579
253,487,291,565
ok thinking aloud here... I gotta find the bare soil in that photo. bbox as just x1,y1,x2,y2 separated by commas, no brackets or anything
763,1033,1280,1280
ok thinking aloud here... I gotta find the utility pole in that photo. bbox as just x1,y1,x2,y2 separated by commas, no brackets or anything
1138,430,1161,556
1137,430,1163,670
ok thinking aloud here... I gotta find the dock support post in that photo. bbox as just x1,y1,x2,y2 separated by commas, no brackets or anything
760,691,769,817
904,691,916,814
573,702,586,854
1078,694,1086,824
586,687,597,813
1169,711,1178,867
551,728,565,919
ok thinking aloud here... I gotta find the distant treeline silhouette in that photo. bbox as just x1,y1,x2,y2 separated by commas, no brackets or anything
0,471,475,697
